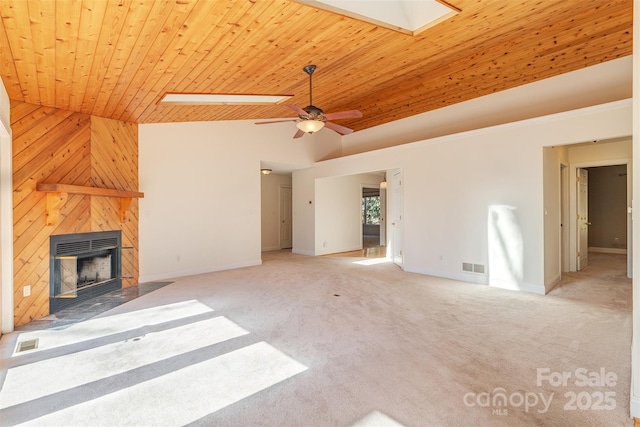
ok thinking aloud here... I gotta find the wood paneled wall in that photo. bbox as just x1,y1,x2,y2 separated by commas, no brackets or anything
90,117,139,287
11,101,139,326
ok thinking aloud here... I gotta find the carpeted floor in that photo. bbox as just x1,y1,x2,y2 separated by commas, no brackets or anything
0,251,632,426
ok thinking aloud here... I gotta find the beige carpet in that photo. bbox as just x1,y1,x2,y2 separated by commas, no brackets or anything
0,251,632,426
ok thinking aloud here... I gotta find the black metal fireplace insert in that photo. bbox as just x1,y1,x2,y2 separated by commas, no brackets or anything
49,230,123,313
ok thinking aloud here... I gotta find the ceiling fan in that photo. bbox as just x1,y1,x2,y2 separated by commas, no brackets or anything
255,65,363,138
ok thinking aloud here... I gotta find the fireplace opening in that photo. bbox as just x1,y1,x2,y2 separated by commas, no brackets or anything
50,231,124,313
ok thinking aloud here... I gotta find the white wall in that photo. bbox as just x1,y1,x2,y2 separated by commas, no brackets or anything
630,0,639,418
294,100,632,295
261,173,292,251
315,172,382,255
568,139,632,163
292,167,316,256
0,77,12,333
138,120,341,282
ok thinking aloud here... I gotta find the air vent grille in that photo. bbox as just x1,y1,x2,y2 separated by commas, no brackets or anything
56,241,91,256
16,338,39,353
92,238,118,250
462,262,486,275
53,233,120,256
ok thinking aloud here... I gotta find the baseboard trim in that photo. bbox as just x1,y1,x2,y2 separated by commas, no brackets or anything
489,278,546,295
589,247,627,254
139,259,262,283
402,266,545,294
544,273,561,294
631,395,640,419
292,249,314,256
403,266,488,286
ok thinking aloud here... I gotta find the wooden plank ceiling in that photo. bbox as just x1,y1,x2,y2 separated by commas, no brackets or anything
0,0,633,132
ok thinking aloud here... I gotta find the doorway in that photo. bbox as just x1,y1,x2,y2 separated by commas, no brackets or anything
362,186,381,249
560,164,569,275
280,186,292,249
577,168,589,270
584,165,628,267
360,184,386,258
260,171,293,252
390,169,403,268
569,160,631,276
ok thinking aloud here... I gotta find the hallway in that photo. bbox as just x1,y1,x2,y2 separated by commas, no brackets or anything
551,252,630,305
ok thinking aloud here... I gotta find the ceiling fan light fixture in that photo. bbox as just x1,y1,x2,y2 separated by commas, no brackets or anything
296,119,325,134
257,64,361,138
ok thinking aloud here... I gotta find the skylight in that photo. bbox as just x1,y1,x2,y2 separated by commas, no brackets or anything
160,93,293,105
296,0,459,35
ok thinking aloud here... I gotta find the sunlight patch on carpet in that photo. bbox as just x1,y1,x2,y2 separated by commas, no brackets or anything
351,410,406,427
353,258,391,266
1,316,247,409
20,342,308,426
11,300,213,356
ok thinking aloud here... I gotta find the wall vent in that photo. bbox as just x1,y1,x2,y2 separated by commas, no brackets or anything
92,238,119,250
57,241,91,256
463,262,486,274
16,338,39,353
54,234,119,256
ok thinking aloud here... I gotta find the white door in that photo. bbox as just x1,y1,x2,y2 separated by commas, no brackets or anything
280,186,292,249
379,185,386,246
390,169,403,267
560,164,569,275
577,168,589,270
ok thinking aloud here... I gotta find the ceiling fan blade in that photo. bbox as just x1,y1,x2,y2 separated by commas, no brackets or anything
323,110,363,121
325,121,354,135
255,119,296,125
285,104,309,117
293,129,305,139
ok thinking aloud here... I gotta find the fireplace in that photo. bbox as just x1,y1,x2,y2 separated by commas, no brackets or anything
50,230,123,313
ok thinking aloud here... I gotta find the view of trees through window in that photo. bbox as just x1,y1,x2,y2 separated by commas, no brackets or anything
362,196,381,225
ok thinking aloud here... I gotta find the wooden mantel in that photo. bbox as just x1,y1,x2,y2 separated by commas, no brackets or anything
36,183,144,225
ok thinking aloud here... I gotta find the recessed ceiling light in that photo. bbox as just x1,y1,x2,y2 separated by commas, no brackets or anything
160,93,293,105
295,0,459,36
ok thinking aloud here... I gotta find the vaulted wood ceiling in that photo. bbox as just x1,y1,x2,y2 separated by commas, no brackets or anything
0,0,633,132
